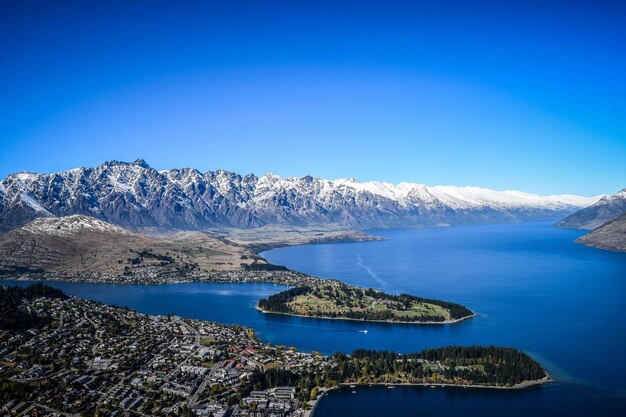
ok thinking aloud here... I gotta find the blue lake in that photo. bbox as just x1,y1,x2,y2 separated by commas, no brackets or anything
264,222,626,416
3,221,626,415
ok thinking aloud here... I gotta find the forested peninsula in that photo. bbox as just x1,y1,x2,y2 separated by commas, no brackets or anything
258,284,474,324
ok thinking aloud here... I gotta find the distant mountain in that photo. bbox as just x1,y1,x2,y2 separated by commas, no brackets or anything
556,188,626,230
0,159,601,233
576,213,626,252
0,215,264,278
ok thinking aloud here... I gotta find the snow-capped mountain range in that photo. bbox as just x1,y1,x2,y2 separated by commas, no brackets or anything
0,159,602,233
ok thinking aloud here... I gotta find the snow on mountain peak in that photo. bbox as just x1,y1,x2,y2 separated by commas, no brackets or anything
331,179,600,210
0,159,606,232
19,193,53,215
22,215,130,236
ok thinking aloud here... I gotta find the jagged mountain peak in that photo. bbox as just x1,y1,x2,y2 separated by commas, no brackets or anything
132,158,150,168
0,160,602,233
99,159,146,169
556,187,626,230
598,188,626,203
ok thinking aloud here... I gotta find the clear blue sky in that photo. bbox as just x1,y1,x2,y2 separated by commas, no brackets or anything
1,0,624,196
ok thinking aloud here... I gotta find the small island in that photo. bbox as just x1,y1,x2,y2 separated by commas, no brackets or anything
258,283,474,323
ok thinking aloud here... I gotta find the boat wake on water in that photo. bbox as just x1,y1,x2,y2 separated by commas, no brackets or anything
356,252,391,290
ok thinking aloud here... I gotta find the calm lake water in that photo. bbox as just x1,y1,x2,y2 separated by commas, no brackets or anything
3,221,626,416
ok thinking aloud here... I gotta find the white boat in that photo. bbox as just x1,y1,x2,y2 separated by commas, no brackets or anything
350,385,356,388
357,329,368,334
351,390,357,394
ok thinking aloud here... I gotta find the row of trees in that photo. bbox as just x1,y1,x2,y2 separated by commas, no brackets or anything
242,261,288,271
299,309,446,322
246,368,301,391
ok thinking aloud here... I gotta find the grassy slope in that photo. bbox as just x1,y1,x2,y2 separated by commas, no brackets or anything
258,285,474,323
288,289,451,320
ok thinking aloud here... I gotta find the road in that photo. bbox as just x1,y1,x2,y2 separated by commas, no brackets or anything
188,362,221,406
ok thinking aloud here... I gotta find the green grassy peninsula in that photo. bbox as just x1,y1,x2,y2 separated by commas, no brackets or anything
258,284,474,323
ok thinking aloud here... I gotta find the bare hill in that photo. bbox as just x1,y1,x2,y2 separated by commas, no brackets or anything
576,214,626,252
0,215,265,279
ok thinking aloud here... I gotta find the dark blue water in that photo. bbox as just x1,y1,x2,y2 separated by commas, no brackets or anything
3,222,626,415
312,383,625,417
262,222,626,416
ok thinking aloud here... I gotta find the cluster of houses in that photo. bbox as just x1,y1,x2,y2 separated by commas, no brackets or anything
1,293,333,417
28,269,334,288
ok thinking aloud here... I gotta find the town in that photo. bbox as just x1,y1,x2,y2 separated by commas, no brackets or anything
2,269,340,289
0,291,333,417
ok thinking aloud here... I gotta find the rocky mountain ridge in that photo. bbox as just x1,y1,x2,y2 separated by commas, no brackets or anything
556,188,626,230
0,159,601,233
575,213,626,252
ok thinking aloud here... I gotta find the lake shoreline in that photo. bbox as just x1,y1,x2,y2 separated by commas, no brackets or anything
256,304,477,325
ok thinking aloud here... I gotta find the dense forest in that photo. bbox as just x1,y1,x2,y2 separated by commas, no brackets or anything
246,368,302,391
0,283,68,330
257,284,473,322
328,346,546,386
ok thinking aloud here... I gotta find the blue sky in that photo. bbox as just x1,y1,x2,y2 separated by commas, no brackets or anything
1,0,624,196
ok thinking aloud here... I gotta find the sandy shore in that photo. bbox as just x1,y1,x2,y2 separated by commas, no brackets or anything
256,304,476,325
